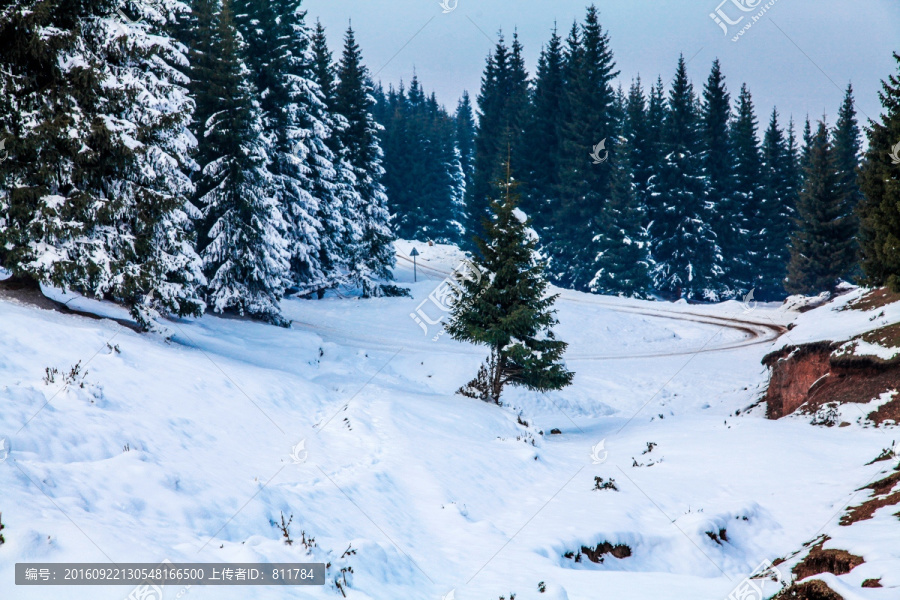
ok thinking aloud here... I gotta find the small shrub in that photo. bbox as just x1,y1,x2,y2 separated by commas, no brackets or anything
593,477,618,491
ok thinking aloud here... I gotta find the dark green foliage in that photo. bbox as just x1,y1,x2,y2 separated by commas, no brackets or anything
333,26,396,296
447,169,573,404
192,0,288,323
858,53,900,291
548,7,621,291
520,26,565,229
470,31,529,243
728,84,764,293
786,121,857,294
700,60,735,289
0,0,203,328
832,84,862,279
755,109,796,299
648,55,722,300
379,77,465,244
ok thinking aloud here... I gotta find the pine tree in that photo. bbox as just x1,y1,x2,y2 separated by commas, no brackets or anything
0,0,204,328
589,132,653,297
455,91,476,235
786,120,856,294
699,60,734,292
520,25,565,230
548,6,620,290
858,52,900,290
643,76,668,232
831,83,862,280
310,20,359,296
728,84,763,294
380,77,463,244
193,0,289,323
233,0,349,296
332,26,397,297
446,165,573,404
756,108,794,299
470,31,529,243
649,56,722,300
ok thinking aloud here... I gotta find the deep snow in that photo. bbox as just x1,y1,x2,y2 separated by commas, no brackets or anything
1,242,898,600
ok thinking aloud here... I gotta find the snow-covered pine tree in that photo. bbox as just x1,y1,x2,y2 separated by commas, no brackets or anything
0,0,205,329
756,108,794,299
857,53,900,291
332,25,397,297
446,163,573,404
550,8,620,291
234,0,349,297
310,20,359,297
589,130,653,298
648,55,722,300
728,84,764,294
455,91,476,237
699,60,734,295
192,0,289,324
786,120,856,294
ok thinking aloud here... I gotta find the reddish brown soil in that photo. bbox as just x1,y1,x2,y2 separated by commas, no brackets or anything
862,578,883,588
841,466,900,526
774,579,844,600
762,341,900,423
792,542,864,579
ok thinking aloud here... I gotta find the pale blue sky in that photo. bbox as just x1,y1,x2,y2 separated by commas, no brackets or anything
304,0,899,132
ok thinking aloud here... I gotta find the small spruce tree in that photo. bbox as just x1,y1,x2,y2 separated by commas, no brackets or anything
446,162,573,404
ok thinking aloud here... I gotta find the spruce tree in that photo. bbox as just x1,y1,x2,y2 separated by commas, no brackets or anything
728,84,763,294
310,20,360,296
520,25,565,230
756,108,794,299
699,60,734,292
831,83,862,280
470,31,529,243
193,0,289,324
332,26,397,297
549,6,620,290
858,52,900,290
455,91,476,235
0,0,204,328
643,76,668,232
589,133,653,298
786,120,856,294
233,0,346,296
649,56,722,300
446,165,573,404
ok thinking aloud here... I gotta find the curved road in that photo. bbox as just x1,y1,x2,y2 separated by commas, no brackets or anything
288,254,787,361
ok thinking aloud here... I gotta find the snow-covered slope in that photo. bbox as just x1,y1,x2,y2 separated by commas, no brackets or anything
1,243,898,599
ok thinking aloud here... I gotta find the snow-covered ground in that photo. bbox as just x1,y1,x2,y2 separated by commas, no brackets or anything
1,242,898,599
